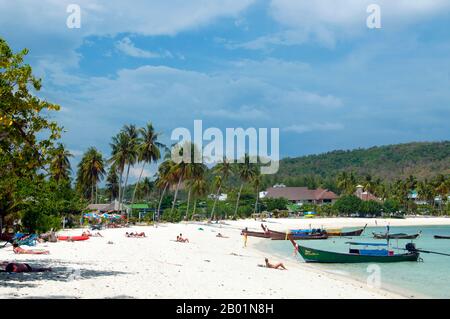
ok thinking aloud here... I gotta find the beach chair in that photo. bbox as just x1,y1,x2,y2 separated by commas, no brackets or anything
15,234,39,246
1,232,27,248
90,224,102,230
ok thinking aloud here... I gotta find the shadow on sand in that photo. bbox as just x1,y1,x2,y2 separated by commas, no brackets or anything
0,258,129,288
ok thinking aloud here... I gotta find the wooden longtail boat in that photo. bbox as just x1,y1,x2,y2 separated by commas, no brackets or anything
241,229,270,238
373,232,420,240
289,239,420,263
269,229,328,240
325,225,367,237
434,235,450,239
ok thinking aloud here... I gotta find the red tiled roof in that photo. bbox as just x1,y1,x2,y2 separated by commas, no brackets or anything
266,187,338,201
356,192,379,201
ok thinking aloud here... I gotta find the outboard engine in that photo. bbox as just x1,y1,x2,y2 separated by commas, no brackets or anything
405,243,417,252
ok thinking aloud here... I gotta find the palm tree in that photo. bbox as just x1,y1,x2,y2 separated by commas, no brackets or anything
121,124,140,209
210,157,233,220
185,162,207,220
139,177,153,202
78,147,106,204
189,166,208,219
337,171,356,195
130,122,165,208
363,174,374,194
169,142,197,214
110,128,138,211
252,168,262,215
155,159,176,220
234,154,257,218
106,165,119,202
50,143,72,183
434,174,449,211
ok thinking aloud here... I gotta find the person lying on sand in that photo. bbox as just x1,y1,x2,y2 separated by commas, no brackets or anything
125,232,146,238
0,261,52,273
176,233,189,243
82,230,103,237
13,243,49,255
264,257,287,270
216,233,228,238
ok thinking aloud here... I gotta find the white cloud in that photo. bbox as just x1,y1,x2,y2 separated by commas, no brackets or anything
283,122,344,134
203,104,269,120
115,37,161,58
259,0,450,47
270,0,450,28
129,165,152,180
0,0,255,68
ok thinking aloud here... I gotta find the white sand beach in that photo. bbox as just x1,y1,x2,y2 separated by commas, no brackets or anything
1,217,450,299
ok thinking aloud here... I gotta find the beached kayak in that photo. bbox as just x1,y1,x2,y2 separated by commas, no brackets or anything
57,236,89,241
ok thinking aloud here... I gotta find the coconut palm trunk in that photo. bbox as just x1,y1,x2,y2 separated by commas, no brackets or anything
157,183,168,221
171,174,183,213
234,183,244,218
131,162,145,209
118,171,123,211
210,184,221,220
122,164,131,217
185,189,191,220
254,188,259,214
91,181,95,204
192,199,197,219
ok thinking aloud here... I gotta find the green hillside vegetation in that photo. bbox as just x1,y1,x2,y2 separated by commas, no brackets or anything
273,141,450,181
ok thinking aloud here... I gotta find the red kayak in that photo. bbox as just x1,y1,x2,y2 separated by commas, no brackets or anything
57,236,89,241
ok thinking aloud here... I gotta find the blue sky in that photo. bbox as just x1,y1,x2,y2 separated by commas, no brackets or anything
1,0,450,180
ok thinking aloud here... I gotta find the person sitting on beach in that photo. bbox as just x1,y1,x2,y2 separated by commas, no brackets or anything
12,243,50,255
216,233,228,238
264,257,287,270
1,261,51,273
134,232,146,237
177,233,189,243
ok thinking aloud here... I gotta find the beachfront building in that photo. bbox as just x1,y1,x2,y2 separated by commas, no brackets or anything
264,185,338,205
207,193,228,201
85,200,119,213
123,203,151,219
354,185,380,202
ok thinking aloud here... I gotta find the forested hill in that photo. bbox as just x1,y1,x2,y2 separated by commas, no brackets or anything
275,141,450,181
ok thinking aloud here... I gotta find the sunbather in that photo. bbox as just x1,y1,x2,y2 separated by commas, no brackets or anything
13,243,49,255
216,233,228,238
125,232,146,238
177,233,189,243
0,261,51,273
264,257,287,270
82,230,103,237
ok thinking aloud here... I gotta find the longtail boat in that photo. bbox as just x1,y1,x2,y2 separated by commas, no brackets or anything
289,238,420,263
268,229,328,240
241,229,270,238
434,235,450,239
325,225,367,237
373,232,420,240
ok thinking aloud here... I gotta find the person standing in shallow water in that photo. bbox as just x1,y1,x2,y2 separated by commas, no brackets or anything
243,228,248,248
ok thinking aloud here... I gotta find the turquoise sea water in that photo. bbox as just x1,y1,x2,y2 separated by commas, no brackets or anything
256,225,450,298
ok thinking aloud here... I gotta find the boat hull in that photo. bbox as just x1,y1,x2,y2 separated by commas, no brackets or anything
269,230,328,240
373,232,420,239
241,230,270,238
296,244,419,263
326,228,365,237
434,235,450,239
